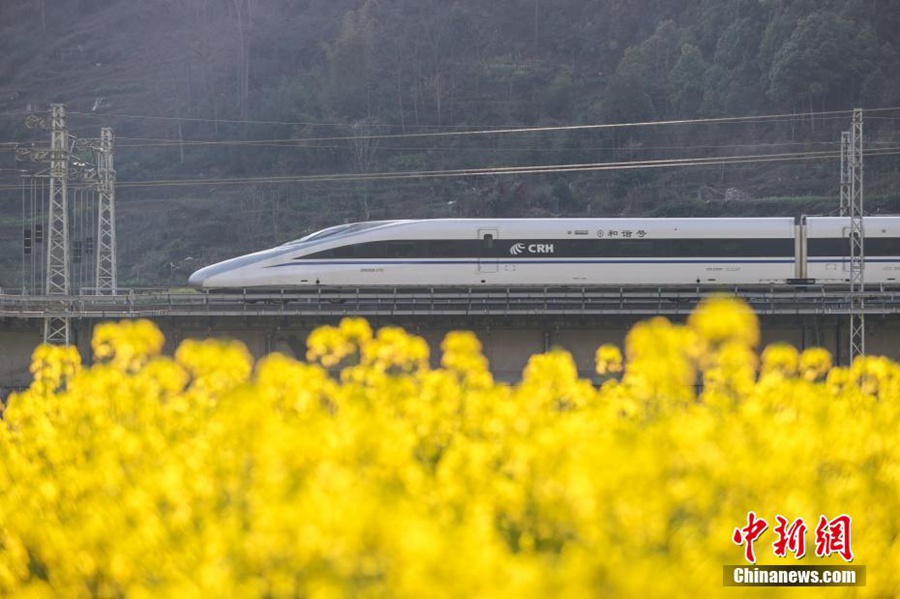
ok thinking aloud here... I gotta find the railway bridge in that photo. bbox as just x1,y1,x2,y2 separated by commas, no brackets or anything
3,285,900,389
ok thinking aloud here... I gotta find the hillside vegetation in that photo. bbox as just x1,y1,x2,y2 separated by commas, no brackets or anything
1,0,900,286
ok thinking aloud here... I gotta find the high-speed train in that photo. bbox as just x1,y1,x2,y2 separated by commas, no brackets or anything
187,216,900,289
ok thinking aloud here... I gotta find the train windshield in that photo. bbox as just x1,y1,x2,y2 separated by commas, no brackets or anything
282,221,397,246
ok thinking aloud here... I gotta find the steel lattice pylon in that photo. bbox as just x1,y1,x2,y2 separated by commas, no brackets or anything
95,127,117,294
840,131,851,216
44,104,70,345
848,108,865,361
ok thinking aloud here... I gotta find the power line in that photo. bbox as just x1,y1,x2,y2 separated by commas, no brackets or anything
91,109,863,145
109,136,846,156
5,146,900,193
39,146,887,191
66,111,430,129
2,141,897,193
1,136,786,152
6,106,900,151
4,105,899,142
4,110,899,192
2,105,896,124
65,105,900,132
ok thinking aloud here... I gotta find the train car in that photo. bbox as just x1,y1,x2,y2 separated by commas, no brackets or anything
188,217,801,288
803,216,900,285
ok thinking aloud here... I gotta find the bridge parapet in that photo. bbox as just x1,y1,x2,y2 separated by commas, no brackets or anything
2,286,900,318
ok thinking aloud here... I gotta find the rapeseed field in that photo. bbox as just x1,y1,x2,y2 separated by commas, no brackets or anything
1,298,895,597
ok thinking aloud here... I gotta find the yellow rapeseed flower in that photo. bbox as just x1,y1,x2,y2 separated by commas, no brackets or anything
595,344,623,376
760,342,799,378
798,347,832,382
688,295,760,348
3,306,900,598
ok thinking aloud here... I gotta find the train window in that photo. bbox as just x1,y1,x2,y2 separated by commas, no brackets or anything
867,238,900,256
385,241,417,258
294,224,355,243
289,221,392,245
716,241,745,256
807,239,848,257
804,236,900,258
430,240,468,258
307,243,366,259
625,241,655,257
482,233,494,249
667,238,792,257
656,240,674,257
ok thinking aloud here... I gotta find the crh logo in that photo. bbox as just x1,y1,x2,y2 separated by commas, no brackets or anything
509,242,555,256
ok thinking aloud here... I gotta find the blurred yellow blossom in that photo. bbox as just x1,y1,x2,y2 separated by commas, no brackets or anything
688,295,760,348
799,347,832,382
28,344,81,395
594,344,623,376
92,318,164,372
760,342,799,379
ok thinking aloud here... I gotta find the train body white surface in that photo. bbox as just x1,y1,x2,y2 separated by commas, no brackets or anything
187,217,900,289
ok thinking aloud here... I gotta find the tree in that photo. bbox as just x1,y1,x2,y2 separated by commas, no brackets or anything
349,118,380,220
230,0,256,123
600,19,683,124
668,43,707,116
602,46,656,123
324,1,376,119
766,11,884,112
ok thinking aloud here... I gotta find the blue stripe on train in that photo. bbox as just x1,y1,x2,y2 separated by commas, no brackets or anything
267,258,799,268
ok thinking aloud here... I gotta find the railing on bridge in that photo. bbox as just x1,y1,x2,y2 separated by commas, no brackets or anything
2,286,900,319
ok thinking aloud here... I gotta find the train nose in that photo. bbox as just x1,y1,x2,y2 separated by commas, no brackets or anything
187,244,298,288
188,265,213,288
